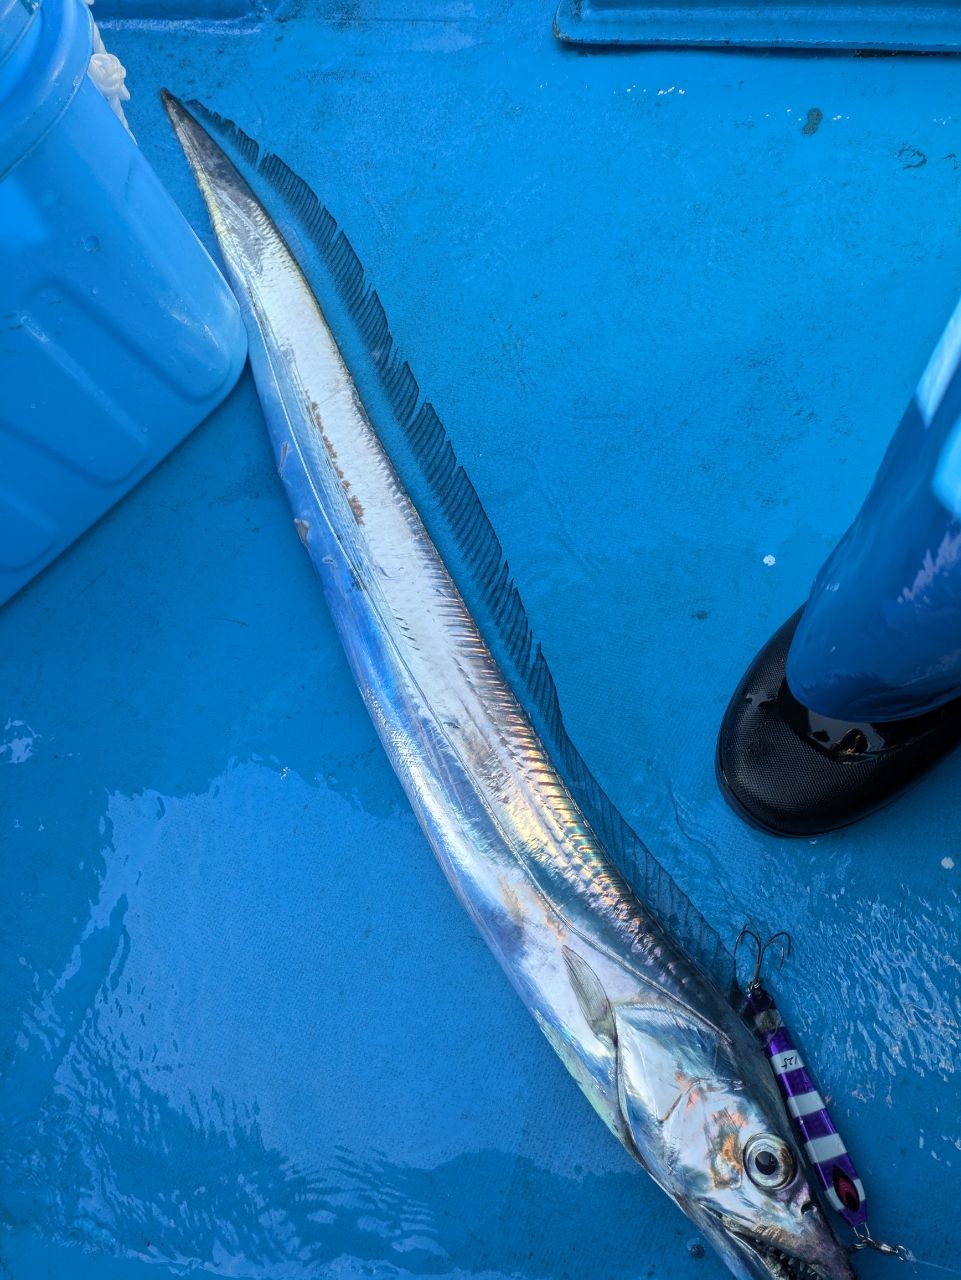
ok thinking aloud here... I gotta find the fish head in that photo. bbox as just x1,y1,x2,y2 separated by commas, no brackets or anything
685,1098,858,1280
612,1001,857,1280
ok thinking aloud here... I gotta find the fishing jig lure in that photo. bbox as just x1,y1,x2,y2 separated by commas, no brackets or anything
735,928,906,1261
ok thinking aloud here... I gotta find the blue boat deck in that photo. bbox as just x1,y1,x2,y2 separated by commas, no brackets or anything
1,5,959,1278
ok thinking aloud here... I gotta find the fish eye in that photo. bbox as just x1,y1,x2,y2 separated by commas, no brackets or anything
743,1134,796,1191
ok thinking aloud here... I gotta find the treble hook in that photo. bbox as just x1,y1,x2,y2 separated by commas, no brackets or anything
734,925,793,992
849,1224,909,1262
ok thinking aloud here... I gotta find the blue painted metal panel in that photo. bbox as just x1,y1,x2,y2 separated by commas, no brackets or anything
1,6,960,1280
554,0,961,51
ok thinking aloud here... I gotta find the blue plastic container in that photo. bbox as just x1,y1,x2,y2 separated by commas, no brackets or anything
0,0,246,605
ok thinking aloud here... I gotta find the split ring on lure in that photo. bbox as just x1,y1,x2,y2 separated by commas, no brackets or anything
734,928,908,1263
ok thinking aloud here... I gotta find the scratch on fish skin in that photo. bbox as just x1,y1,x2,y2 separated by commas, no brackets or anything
310,398,360,518
321,431,341,468
309,397,344,468
658,1073,711,1123
294,518,310,547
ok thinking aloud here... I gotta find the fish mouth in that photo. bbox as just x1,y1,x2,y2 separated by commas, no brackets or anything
707,1212,856,1280
732,1232,838,1280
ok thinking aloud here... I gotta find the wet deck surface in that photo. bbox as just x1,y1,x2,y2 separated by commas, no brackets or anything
2,5,960,1278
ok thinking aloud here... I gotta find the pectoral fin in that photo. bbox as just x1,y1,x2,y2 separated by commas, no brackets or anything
563,946,617,1045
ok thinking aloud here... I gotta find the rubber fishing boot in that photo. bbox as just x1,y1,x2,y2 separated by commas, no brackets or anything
717,305,961,837
716,610,961,837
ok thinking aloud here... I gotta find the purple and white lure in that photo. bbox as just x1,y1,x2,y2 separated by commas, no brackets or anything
735,929,907,1263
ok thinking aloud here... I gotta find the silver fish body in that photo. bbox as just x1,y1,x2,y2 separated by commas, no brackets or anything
164,94,856,1280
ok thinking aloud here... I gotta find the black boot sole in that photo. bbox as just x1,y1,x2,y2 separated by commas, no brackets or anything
716,610,961,837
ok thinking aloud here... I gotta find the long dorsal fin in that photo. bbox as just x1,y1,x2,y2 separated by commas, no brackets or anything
173,96,734,996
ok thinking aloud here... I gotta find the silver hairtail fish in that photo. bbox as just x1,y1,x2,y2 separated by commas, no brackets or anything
163,92,856,1280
